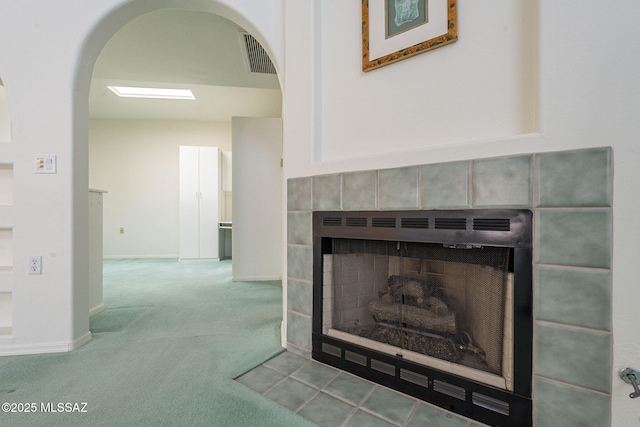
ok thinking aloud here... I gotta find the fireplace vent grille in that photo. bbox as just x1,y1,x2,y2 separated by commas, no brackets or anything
472,392,510,416
322,343,342,358
323,217,342,227
345,351,367,366
401,218,430,229
473,218,511,231
372,217,396,228
371,359,395,376
433,380,466,401
400,369,429,386
346,217,367,227
434,218,467,230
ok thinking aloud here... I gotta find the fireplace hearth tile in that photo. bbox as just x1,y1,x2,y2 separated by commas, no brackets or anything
536,147,612,207
236,365,286,394
421,161,470,209
536,266,611,331
406,403,468,427
535,322,612,394
291,361,340,389
297,392,355,426
473,155,533,207
345,409,397,427
360,387,418,426
534,377,611,427
323,372,376,406
264,351,309,376
264,378,318,411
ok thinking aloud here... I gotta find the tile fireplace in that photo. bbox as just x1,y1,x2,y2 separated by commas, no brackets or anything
312,209,532,426
287,147,613,426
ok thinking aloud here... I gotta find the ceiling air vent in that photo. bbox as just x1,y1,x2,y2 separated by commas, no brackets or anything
372,217,396,228
242,33,276,74
434,218,467,230
473,218,511,231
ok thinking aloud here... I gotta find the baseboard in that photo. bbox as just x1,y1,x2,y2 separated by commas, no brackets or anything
70,332,92,351
103,255,179,259
0,332,92,357
89,303,105,318
232,275,281,282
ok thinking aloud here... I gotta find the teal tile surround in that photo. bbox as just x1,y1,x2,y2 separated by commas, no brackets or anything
237,352,476,427
286,147,613,426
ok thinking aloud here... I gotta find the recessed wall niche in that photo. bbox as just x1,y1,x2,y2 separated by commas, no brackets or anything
0,78,11,142
0,164,14,206
0,228,13,271
0,292,12,335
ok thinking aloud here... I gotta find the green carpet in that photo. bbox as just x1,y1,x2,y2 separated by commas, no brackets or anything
0,259,314,426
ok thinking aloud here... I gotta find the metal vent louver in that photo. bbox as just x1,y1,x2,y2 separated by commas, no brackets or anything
346,217,367,227
473,218,511,231
434,218,467,230
472,392,510,416
372,217,396,228
242,33,276,74
345,351,367,366
433,380,466,401
401,218,429,229
323,217,342,227
371,359,395,376
400,369,429,386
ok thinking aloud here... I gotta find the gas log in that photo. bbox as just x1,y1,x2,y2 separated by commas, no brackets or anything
368,295,457,334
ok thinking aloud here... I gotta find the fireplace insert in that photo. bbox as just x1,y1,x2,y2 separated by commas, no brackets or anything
312,210,532,427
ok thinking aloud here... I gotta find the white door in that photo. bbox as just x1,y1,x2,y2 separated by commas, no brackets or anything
179,146,220,260
232,117,282,280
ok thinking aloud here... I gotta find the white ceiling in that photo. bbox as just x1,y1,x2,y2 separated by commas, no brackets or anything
89,9,281,122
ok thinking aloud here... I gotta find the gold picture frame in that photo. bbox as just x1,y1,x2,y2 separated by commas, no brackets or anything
362,0,458,72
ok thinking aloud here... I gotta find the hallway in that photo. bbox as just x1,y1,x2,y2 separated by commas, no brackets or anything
0,259,309,426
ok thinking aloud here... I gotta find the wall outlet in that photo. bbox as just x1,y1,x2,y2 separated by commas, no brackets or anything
35,155,57,174
29,256,42,275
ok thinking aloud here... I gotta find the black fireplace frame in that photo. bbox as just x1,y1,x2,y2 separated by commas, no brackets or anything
312,209,533,427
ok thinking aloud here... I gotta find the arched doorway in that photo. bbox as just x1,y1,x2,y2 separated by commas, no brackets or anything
74,0,284,343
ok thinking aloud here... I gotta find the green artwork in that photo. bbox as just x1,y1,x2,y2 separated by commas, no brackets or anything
387,0,427,38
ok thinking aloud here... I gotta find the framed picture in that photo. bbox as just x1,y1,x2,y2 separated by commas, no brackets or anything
362,0,457,72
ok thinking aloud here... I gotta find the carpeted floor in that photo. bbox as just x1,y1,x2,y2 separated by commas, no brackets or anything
0,259,314,427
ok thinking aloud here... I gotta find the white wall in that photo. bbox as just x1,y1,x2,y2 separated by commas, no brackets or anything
89,119,231,258
232,117,282,281
282,1,640,425
0,0,639,423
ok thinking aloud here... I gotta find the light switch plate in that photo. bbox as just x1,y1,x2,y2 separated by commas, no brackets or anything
35,155,57,174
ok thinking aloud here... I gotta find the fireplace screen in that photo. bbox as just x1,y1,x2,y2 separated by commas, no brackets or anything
312,210,533,427
323,240,513,390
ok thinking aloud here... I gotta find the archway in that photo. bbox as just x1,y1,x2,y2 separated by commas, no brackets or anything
74,0,284,344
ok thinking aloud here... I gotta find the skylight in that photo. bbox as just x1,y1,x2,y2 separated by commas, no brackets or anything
107,86,195,100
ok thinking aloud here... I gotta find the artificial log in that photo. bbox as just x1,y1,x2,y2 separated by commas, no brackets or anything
368,299,457,334
424,296,449,316
387,275,432,303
